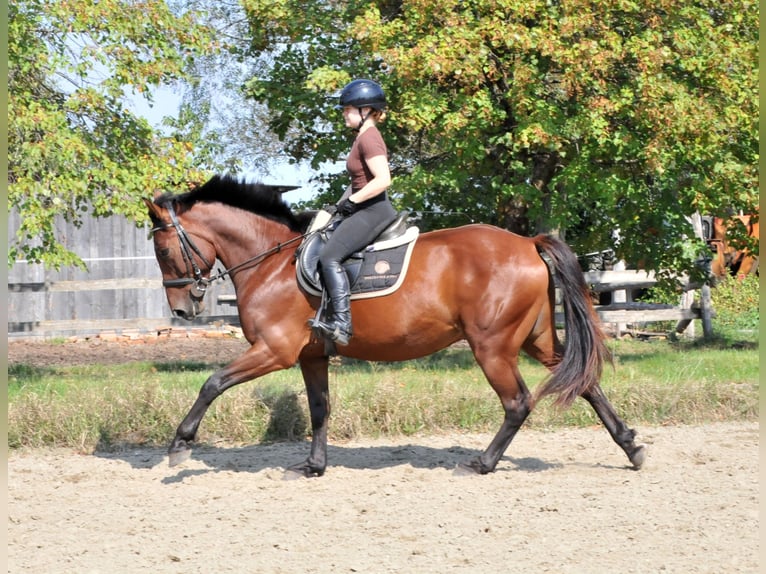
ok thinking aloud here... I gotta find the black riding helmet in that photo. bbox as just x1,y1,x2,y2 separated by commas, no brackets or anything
336,79,387,111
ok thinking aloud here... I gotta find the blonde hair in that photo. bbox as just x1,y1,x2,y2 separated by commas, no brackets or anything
370,109,387,123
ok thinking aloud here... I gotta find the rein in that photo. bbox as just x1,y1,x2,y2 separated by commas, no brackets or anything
151,201,307,296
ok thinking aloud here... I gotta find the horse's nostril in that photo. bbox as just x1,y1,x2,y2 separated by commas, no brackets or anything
172,309,188,320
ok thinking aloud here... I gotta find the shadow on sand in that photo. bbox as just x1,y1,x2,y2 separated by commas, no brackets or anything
93,439,573,482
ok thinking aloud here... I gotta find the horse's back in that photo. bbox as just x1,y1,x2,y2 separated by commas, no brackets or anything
403,223,551,315
414,224,546,277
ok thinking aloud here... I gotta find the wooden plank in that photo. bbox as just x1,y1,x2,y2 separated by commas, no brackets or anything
700,283,714,338
555,307,707,324
8,315,242,339
595,303,676,311
583,270,657,290
9,278,162,292
583,270,698,292
596,308,703,322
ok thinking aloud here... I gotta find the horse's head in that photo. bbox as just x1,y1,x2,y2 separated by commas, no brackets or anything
144,197,217,320
145,174,315,320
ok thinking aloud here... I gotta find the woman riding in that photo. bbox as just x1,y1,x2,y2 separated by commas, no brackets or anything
310,78,398,345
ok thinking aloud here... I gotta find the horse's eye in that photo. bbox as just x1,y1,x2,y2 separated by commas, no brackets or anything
158,248,171,258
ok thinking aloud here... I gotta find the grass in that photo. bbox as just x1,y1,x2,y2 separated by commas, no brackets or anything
7,336,759,453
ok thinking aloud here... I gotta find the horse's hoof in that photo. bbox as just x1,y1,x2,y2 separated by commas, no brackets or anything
629,444,647,470
168,448,192,468
455,459,493,475
285,461,325,479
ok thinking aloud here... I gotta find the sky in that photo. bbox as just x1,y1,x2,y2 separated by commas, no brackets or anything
130,86,327,204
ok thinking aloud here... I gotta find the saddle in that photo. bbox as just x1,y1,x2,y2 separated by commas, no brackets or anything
295,209,419,299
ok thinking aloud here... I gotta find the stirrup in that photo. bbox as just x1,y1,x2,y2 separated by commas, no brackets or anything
308,318,351,346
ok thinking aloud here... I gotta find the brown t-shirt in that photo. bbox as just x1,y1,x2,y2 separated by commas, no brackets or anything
347,126,388,193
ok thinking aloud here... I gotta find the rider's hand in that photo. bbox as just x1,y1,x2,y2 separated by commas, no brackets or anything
338,198,359,217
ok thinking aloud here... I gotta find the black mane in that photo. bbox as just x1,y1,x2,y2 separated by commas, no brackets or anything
155,174,313,232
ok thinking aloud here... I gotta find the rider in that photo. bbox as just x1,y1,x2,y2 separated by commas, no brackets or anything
310,78,398,345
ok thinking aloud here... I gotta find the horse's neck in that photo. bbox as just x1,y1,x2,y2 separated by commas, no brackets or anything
211,214,299,288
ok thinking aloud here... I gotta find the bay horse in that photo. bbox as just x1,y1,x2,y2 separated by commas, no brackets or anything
709,214,759,280
145,175,646,476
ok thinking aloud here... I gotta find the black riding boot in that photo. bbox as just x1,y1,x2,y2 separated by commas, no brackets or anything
311,261,353,345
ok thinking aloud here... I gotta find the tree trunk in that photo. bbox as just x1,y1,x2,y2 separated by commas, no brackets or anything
531,152,561,238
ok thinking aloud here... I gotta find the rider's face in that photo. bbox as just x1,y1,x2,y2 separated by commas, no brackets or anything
342,106,368,128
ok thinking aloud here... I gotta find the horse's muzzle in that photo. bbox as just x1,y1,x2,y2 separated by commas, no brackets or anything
171,298,205,321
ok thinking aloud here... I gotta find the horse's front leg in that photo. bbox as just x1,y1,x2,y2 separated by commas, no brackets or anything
286,355,330,478
168,344,294,467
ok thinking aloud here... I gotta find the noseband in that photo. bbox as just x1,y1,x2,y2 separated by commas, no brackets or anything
150,200,309,296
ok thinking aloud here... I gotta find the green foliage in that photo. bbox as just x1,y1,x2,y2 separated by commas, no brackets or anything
11,0,757,276
709,274,760,332
240,0,758,276
7,0,221,268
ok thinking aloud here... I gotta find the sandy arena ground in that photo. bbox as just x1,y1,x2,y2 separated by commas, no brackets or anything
7,335,760,573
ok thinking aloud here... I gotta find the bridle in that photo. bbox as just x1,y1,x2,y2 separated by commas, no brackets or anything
150,200,307,297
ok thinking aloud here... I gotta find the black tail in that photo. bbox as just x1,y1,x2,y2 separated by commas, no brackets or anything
533,235,612,407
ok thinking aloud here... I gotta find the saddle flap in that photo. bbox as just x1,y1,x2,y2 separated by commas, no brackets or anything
296,232,323,289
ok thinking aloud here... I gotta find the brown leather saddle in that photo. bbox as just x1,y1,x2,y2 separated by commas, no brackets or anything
295,210,419,299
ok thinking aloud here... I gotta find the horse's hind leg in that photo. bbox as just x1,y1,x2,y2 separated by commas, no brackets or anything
524,337,646,470
581,384,646,469
459,350,532,474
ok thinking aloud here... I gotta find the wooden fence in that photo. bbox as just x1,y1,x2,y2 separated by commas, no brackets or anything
580,269,712,338
7,210,238,340
8,211,712,340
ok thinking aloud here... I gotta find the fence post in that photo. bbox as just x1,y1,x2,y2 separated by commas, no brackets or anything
687,211,714,340
700,283,714,338
611,259,628,335
675,290,696,337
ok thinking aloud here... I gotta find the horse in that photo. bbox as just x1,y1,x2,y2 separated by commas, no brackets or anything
145,174,646,477
709,214,759,280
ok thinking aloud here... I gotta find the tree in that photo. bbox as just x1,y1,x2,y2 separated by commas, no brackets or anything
165,0,297,176
238,0,395,204
240,0,758,279
8,0,219,268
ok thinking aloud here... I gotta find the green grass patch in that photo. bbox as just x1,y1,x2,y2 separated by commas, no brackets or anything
7,339,758,453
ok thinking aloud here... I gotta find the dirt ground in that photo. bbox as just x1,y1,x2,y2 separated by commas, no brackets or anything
7,329,252,368
7,335,761,573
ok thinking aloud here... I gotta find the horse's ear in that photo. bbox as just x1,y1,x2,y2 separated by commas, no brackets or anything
144,198,163,223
